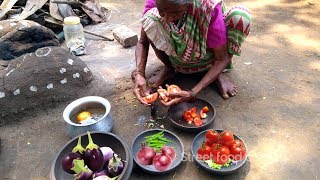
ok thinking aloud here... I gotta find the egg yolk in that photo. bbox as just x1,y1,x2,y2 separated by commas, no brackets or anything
77,111,91,122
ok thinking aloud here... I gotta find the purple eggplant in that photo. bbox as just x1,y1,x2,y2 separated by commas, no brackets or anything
100,147,114,165
72,136,85,158
61,152,82,174
92,169,109,179
74,170,93,180
108,153,124,177
84,131,104,171
71,159,92,180
93,176,118,180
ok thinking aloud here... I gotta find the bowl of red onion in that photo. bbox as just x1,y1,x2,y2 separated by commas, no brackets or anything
131,129,184,174
50,131,133,180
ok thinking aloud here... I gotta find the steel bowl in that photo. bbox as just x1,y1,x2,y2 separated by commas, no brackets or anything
63,96,114,138
131,129,184,174
167,98,216,131
50,131,133,180
191,129,248,175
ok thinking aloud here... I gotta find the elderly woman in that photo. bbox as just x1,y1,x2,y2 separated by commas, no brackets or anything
132,0,252,106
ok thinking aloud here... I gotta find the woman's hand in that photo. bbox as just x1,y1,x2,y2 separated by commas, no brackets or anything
160,90,196,106
133,74,152,106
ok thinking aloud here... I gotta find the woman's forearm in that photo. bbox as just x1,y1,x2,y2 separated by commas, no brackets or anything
192,45,230,94
134,28,150,76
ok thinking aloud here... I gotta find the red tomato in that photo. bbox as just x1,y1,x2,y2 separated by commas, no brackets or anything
229,140,246,161
197,144,212,160
212,145,230,165
191,112,198,118
211,143,221,157
199,109,207,119
167,84,181,93
157,89,169,102
205,130,219,144
187,118,193,124
204,140,213,147
182,111,188,119
189,107,196,114
182,110,193,123
142,92,158,104
193,117,203,127
219,131,234,147
202,106,209,113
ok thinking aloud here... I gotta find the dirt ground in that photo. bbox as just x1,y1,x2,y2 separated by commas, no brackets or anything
0,0,320,179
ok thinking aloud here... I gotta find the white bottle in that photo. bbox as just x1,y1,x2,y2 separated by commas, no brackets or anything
63,16,86,55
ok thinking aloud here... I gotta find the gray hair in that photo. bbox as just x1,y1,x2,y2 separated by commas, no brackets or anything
166,0,193,5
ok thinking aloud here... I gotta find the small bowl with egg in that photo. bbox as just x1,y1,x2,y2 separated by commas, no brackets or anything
63,96,114,138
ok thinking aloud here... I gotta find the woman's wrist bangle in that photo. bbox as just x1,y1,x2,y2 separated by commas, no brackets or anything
188,90,197,100
131,69,145,83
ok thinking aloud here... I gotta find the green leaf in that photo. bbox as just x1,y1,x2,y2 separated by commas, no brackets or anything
204,160,223,169
70,159,89,174
204,159,233,169
224,159,232,167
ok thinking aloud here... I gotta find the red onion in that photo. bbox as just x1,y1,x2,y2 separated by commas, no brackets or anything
136,145,156,165
160,146,176,160
152,151,172,171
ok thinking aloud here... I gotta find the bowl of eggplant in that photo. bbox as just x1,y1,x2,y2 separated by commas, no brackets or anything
50,131,133,180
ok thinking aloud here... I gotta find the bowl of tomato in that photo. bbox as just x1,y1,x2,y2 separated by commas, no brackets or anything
167,98,216,131
191,129,248,175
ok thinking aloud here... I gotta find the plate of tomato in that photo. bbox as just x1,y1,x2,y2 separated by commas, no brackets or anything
167,98,216,131
191,129,248,175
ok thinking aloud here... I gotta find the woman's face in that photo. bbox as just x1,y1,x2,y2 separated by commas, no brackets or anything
156,0,189,22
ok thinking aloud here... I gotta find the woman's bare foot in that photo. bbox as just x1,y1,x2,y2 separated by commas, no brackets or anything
215,73,238,99
148,66,175,88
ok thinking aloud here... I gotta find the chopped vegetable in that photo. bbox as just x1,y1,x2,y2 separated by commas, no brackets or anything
142,92,158,104
199,109,207,119
182,107,203,126
204,159,232,169
147,123,154,128
202,106,209,113
193,117,203,127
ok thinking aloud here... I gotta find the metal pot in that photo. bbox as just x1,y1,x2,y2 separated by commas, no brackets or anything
63,96,114,138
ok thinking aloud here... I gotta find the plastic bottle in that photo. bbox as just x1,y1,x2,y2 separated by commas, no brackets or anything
63,16,86,55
